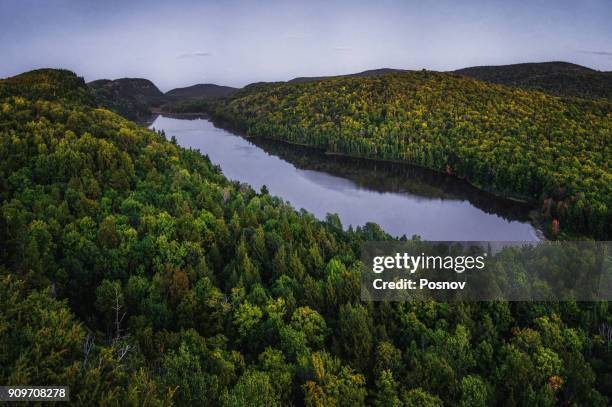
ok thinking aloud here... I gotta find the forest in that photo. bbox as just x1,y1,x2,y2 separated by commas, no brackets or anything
1,69,611,406
88,78,167,122
170,70,611,239
453,62,612,101
88,77,237,122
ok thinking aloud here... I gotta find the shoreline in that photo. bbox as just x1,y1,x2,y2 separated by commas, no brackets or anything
152,111,547,240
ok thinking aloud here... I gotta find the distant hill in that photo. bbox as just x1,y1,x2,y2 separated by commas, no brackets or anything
0,68,96,106
453,61,612,101
289,68,409,83
88,78,167,120
165,83,237,100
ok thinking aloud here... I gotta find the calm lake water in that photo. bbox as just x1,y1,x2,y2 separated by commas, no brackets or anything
150,115,541,241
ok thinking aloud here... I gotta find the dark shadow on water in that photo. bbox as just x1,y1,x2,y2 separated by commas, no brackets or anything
157,113,536,227
248,137,535,224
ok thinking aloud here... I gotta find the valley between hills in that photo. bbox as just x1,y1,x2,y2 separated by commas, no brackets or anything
0,62,610,406
89,61,610,240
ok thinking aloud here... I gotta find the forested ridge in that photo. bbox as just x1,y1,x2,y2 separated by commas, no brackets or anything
171,70,611,239
165,83,237,101
88,77,236,122
1,69,612,406
453,62,612,102
88,77,167,121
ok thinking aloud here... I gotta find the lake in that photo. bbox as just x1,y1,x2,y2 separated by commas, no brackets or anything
150,115,541,241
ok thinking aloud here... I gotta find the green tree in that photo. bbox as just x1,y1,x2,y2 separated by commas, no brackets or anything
458,375,489,407
291,306,327,349
223,370,281,407
337,303,373,371
374,369,402,407
401,388,443,407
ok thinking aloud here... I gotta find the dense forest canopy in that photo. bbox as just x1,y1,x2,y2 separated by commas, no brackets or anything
288,68,410,84
165,84,237,101
170,70,611,239
453,62,612,102
0,68,97,106
88,78,236,121
1,69,611,406
88,78,167,121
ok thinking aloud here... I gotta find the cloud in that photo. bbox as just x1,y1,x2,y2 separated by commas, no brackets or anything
333,46,352,52
578,50,612,57
178,51,211,59
285,34,307,40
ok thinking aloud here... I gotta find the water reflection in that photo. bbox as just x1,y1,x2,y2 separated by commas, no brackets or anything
151,115,541,241
250,137,535,224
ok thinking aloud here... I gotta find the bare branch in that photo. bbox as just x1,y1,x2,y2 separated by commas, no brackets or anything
82,332,95,369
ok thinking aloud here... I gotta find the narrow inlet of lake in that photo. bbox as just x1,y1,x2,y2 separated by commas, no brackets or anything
151,115,541,241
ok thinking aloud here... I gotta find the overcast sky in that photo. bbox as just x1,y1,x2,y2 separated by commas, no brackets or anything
1,0,610,90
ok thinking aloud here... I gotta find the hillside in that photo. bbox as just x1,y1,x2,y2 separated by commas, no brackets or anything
453,62,612,101
0,68,96,106
0,68,378,404
165,83,237,100
289,68,409,83
2,68,611,405
88,77,167,121
196,70,611,239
